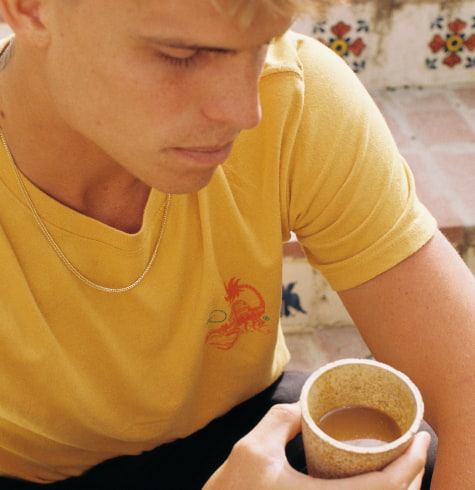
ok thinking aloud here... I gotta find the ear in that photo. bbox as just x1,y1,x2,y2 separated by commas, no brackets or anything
0,0,50,46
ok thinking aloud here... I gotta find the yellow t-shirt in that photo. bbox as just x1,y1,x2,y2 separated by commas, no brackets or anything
0,31,436,482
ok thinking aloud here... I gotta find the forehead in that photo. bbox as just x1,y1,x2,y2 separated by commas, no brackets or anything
136,0,292,47
210,0,315,16
52,0,292,53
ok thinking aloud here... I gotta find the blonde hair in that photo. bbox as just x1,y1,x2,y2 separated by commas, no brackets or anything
210,0,342,23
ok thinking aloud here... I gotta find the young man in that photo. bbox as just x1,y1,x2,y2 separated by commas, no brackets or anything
0,0,472,488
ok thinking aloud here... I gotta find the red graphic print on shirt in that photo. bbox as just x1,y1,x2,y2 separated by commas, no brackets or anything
205,277,271,350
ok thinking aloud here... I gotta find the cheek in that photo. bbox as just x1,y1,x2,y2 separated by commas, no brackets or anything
118,75,205,143
46,45,200,149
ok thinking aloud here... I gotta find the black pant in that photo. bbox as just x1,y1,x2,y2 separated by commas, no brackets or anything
0,371,436,489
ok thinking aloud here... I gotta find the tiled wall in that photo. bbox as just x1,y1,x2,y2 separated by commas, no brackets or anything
293,0,475,88
281,248,354,333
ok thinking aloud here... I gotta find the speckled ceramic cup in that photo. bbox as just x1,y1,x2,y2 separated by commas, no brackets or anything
300,358,424,479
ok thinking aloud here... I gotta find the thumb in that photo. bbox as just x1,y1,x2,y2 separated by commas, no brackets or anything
242,403,302,454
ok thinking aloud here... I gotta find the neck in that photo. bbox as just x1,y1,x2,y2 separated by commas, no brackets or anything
0,40,151,233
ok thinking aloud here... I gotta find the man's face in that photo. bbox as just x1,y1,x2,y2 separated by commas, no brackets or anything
41,0,291,193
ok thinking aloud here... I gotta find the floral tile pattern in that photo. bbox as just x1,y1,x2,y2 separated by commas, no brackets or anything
312,19,369,73
428,16,475,69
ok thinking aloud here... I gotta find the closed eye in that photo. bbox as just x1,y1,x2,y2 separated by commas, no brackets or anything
155,46,203,68
155,44,235,69
152,40,270,69
157,50,200,68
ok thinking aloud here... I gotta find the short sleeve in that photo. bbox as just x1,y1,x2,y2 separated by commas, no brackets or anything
278,33,437,290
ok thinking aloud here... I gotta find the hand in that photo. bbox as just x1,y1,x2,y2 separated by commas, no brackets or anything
203,403,430,490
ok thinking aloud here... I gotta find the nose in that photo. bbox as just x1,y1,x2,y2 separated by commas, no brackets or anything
199,54,263,130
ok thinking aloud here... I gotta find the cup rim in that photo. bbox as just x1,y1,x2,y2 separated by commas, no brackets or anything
300,358,425,454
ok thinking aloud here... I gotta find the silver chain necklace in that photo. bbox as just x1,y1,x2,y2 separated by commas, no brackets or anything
0,127,171,293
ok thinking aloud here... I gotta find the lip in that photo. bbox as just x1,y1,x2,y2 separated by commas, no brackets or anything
172,142,234,167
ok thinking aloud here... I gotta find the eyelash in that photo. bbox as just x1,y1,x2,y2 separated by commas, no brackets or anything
156,43,267,69
157,51,202,69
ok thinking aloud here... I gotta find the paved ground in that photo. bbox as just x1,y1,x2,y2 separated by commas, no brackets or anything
285,325,372,372
285,83,475,372
372,85,475,230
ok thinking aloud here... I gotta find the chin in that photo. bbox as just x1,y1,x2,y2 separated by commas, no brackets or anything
150,169,217,195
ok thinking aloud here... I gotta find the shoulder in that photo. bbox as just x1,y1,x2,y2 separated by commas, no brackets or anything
261,29,376,128
263,30,356,85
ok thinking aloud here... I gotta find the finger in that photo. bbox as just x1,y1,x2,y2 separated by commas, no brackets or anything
381,431,431,480
314,432,431,490
407,468,425,490
243,403,302,453
365,431,431,489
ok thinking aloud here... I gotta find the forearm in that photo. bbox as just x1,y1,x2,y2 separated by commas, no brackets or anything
429,325,475,487
432,429,475,488
338,231,475,486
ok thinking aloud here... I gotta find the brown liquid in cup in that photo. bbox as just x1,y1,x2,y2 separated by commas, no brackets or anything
318,405,401,447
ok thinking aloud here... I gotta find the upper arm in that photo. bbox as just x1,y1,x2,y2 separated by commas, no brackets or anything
339,230,475,427
338,230,475,487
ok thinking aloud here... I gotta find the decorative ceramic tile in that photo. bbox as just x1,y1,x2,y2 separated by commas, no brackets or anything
427,16,475,69
281,281,308,318
294,0,475,88
312,19,369,73
281,259,354,332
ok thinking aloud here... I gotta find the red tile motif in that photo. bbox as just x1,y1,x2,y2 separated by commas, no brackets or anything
313,19,369,73
428,16,475,68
